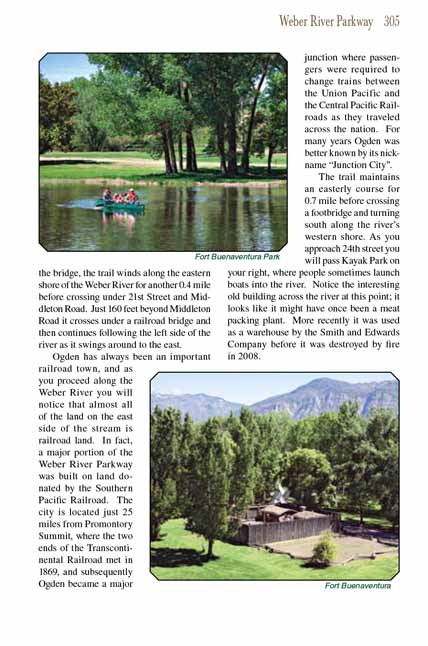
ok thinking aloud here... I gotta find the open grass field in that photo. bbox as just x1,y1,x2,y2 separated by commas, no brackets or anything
40,151,287,184
151,519,398,581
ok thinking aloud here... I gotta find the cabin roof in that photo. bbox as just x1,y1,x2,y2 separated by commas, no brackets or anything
262,505,292,517
293,510,325,519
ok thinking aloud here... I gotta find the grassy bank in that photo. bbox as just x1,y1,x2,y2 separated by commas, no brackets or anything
40,151,287,185
339,511,394,531
151,519,398,581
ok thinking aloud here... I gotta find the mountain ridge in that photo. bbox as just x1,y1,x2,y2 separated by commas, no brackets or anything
151,378,398,422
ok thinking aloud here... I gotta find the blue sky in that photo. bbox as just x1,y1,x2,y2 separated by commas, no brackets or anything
40,54,97,83
151,372,396,404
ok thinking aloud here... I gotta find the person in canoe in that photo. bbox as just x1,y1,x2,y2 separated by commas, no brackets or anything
127,188,138,204
103,187,112,202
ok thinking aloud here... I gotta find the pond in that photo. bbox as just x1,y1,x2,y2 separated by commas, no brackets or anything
39,183,287,252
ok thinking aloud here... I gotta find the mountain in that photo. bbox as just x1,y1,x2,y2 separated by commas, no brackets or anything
151,378,398,422
151,392,243,422
251,378,398,420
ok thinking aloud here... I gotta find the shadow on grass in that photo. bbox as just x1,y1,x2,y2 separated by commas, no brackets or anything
151,547,219,568
341,517,396,533
301,561,329,570
132,167,287,185
40,159,112,166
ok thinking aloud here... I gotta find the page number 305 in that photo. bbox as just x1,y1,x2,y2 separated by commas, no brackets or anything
384,15,400,26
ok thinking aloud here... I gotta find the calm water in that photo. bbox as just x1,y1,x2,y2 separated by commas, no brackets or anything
39,183,287,252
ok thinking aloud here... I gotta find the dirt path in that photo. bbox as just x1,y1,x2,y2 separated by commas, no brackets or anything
41,156,285,169
266,534,398,565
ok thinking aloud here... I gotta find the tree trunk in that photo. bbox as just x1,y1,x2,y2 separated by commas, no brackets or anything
178,133,183,171
241,59,270,174
217,122,227,175
185,128,197,171
176,81,184,171
207,538,214,560
150,519,160,541
167,129,178,173
227,109,238,176
185,129,193,171
359,507,364,525
162,130,172,174
267,146,274,174
191,135,198,171
183,80,197,172
210,79,226,175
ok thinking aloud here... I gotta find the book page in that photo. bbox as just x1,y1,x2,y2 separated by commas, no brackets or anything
2,0,426,643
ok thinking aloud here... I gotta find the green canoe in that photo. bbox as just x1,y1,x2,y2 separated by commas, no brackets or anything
95,199,144,213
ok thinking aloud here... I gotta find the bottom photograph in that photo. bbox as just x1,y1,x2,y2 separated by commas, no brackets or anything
150,372,399,581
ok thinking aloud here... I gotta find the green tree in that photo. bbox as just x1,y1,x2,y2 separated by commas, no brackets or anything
186,418,234,559
282,448,336,508
367,409,399,525
150,406,181,540
338,440,380,524
333,402,383,523
138,90,189,173
175,412,198,517
367,407,398,450
162,55,200,171
333,402,367,490
253,414,283,502
241,54,287,173
377,443,399,526
184,54,259,175
252,69,287,173
39,75,78,153
70,77,108,151
88,54,191,174
226,413,255,525
285,417,315,452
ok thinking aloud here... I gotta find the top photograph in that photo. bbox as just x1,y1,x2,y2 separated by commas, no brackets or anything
39,53,288,253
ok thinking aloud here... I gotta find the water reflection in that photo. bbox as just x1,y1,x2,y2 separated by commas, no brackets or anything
39,183,287,252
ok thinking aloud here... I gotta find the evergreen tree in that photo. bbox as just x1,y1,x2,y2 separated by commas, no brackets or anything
150,407,181,540
226,413,255,527
186,418,234,559
253,414,283,502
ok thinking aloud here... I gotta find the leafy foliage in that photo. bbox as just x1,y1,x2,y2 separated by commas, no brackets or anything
39,75,78,153
40,54,288,175
282,448,336,507
311,531,337,567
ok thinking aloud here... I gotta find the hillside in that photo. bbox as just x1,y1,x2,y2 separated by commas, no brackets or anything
151,377,398,422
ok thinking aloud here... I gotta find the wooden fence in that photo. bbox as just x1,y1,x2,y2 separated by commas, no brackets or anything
238,514,339,546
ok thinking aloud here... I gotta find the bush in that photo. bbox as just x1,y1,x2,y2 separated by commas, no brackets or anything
104,135,135,152
310,531,337,567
